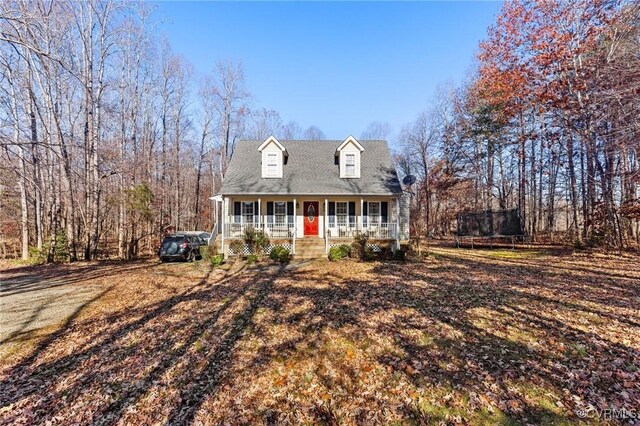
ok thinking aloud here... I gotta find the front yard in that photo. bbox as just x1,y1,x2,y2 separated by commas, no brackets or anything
1,248,639,425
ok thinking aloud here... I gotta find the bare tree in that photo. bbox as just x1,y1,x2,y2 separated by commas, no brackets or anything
361,121,392,140
208,60,250,182
246,108,283,140
281,120,302,139
303,125,326,140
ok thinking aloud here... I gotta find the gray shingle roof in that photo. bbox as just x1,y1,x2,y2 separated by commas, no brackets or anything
220,140,402,196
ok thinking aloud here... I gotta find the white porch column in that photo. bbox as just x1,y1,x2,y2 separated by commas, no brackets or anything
222,197,228,256
257,198,262,230
360,198,364,232
324,198,329,253
292,198,297,254
395,197,401,250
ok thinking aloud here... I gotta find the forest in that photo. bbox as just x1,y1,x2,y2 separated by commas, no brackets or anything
397,0,640,248
0,0,639,262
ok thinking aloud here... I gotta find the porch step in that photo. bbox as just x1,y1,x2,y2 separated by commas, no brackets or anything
294,239,326,258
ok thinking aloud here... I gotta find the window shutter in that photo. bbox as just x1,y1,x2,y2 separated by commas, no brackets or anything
349,202,356,226
234,202,241,223
287,202,294,224
363,202,368,227
267,202,274,224
329,202,335,227
254,201,259,224
381,202,388,223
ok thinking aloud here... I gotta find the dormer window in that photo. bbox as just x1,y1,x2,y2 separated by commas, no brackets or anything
336,136,364,178
258,136,287,178
345,154,356,177
266,153,278,177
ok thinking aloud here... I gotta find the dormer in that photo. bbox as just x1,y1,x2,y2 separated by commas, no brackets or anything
258,136,287,178
336,136,364,178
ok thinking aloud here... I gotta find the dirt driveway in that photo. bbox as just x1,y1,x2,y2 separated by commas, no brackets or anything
0,260,176,359
0,272,102,346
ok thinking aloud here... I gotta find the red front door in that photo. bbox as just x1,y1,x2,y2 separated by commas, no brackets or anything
303,201,319,236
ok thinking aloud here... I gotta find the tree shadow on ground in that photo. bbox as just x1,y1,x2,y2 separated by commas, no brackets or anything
0,252,638,425
0,261,287,424
234,254,639,424
0,260,155,297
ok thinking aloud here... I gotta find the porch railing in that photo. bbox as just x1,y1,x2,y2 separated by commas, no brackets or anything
264,222,295,239
224,221,397,239
326,223,397,239
224,222,295,239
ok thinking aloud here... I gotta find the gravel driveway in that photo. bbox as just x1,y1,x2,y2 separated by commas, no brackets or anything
0,265,106,355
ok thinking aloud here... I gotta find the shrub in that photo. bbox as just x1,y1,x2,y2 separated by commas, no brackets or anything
53,231,70,262
229,240,245,256
243,227,270,255
28,245,48,265
28,231,70,264
363,245,377,261
349,242,363,259
353,231,368,247
269,246,290,263
200,244,218,261
393,246,406,261
254,231,270,254
328,246,345,261
210,254,224,267
246,254,259,264
401,243,416,260
350,232,368,260
338,244,351,258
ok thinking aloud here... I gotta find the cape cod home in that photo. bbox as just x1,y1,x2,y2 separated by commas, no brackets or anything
216,136,409,257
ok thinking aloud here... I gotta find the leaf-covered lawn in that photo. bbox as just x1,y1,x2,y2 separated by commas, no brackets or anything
1,248,639,425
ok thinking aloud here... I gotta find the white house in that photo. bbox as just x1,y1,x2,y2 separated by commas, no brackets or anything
217,136,409,257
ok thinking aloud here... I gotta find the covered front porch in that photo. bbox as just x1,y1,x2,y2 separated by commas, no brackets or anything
219,196,401,255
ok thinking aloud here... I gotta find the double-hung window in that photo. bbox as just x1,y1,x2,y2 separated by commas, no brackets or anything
266,153,278,177
274,201,286,225
368,202,381,225
336,202,348,227
242,201,254,225
345,154,356,177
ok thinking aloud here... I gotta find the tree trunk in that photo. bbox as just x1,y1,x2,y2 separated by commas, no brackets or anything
566,133,580,241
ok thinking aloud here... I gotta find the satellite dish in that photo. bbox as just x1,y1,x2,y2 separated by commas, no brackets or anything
402,175,417,186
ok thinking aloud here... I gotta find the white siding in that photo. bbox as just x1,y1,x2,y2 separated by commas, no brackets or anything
261,142,283,178
339,141,361,178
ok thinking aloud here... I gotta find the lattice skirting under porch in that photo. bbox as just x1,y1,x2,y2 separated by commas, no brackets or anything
329,243,382,252
228,243,292,256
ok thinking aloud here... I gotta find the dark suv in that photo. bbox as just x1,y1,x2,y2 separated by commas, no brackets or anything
158,234,202,262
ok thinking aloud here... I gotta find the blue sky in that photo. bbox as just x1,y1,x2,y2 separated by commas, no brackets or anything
153,1,502,144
